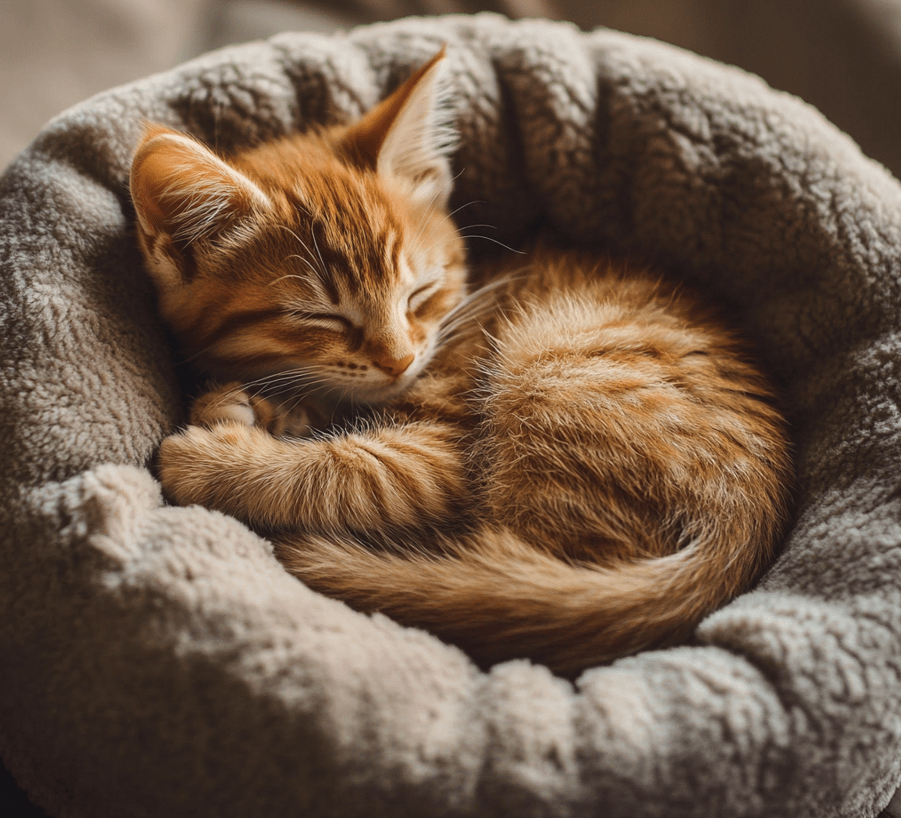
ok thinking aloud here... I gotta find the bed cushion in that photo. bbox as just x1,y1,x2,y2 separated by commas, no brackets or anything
1,13,900,818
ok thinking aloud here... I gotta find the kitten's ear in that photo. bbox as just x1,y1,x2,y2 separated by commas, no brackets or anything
343,48,455,207
130,124,270,261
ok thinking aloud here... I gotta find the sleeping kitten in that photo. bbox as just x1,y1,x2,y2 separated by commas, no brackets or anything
131,51,792,675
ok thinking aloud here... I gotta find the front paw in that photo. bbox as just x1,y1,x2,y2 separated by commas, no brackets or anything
189,382,322,438
189,382,257,429
157,423,260,510
157,423,297,528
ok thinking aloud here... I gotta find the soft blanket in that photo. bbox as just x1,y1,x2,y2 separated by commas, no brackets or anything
1,13,900,818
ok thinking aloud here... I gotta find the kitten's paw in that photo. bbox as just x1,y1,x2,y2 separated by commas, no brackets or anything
189,382,306,435
189,382,257,428
157,424,232,508
157,423,300,527
158,420,270,510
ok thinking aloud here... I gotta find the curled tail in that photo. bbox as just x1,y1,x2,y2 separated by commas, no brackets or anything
275,521,777,676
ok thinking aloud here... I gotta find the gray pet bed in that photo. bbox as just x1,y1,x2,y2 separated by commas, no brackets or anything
2,13,901,818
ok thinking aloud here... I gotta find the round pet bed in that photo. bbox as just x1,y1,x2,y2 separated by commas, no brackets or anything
1,13,900,818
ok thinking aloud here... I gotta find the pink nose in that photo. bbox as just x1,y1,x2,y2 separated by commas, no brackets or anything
372,351,414,377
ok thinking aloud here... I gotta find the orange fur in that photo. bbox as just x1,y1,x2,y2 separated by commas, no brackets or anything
132,52,793,675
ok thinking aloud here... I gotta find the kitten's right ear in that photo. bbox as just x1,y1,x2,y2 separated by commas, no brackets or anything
342,49,455,207
130,124,270,284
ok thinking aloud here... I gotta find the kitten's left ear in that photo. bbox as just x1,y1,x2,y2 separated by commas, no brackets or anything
343,48,455,207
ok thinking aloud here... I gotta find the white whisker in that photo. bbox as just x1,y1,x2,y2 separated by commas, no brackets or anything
270,269,314,286
310,227,329,282
274,224,327,278
407,182,476,255
458,230,527,255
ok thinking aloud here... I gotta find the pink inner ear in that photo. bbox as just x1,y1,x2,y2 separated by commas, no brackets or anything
340,48,447,171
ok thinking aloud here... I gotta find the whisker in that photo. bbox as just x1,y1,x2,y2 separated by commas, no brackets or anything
254,369,331,395
442,274,522,321
205,366,331,404
310,228,329,283
459,232,527,255
457,222,500,231
446,198,482,221
420,172,464,220
408,186,479,255
273,224,327,278
432,271,531,350
180,346,214,365
269,269,314,286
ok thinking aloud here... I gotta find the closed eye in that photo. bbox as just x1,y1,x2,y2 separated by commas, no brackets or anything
288,311,355,331
408,282,439,311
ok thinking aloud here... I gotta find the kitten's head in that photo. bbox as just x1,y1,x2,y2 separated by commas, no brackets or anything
130,50,466,406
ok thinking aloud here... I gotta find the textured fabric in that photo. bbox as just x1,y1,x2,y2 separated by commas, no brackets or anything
1,13,901,818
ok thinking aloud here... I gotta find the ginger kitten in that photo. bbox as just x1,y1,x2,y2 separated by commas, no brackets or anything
131,51,792,675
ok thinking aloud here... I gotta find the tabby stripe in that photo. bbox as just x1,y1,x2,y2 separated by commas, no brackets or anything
387,234,401,280
307,220,344,303
376,426,458,515
281,192,341,304
316,258,342,305
352,436,438,526
352,446,390,522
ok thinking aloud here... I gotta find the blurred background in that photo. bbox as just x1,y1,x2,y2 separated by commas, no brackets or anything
4,0,901,176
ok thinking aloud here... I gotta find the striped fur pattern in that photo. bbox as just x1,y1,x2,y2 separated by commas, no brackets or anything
132,52,793,675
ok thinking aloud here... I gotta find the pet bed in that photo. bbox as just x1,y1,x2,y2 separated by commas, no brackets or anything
1,13,900,818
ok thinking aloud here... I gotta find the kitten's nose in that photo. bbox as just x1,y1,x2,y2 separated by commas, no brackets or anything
372,351,415,377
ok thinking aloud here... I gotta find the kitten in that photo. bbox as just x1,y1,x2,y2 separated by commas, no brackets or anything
130,51,793,675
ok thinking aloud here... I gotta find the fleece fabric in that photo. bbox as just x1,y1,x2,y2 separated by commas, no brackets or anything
1,13,900,818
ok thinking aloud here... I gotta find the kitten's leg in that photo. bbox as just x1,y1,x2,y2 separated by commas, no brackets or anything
158,394,467,533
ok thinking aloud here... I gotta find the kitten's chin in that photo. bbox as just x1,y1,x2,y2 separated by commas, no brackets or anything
339,379,412,407
335,360,430,407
